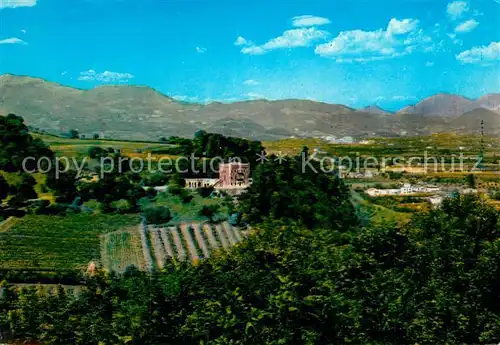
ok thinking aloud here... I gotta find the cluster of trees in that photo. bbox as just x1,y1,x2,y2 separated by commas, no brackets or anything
1,193,498,344
0,114,54,172
0,114,53,217
238,148,358,229
156,131,264,173
192,130,264,165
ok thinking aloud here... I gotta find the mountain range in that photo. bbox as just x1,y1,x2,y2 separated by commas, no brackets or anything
0,74,499,141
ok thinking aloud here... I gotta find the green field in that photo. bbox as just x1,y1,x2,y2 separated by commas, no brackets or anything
32,133,174,157
0,214,140,271
100,228,145,273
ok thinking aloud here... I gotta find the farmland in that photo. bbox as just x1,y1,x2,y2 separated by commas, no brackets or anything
100,228,146,273
144,222,247,269
264,133,500,158
32,133,176,158
0,214,139,271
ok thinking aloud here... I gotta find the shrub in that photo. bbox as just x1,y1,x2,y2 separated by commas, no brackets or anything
168,184,183,196
197,187,214,198
88,146,107,160
199,204,220,222
490,191,500,201
143,206,172,225
143,172,168,187
26,199,50,214
111,199,134,214
180,189,194,203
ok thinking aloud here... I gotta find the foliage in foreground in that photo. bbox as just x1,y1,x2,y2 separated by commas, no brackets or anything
0,195,498,344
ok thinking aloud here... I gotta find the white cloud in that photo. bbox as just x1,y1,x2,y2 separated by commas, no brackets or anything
472,9,483,16
456,41,500,64
454,19,479,33
387,18,419,35
78,70,134,83
0,37,25,44
425,61,435,67
241,45,266,55
315,18,431,62
0,0,36,9
240,27,329,55
61,71,67,76
264,28,329,49
447,1,469,20
243,79,260,86
291,15,331,27
195,46,207,53
447,33,463,45
234,36,250,46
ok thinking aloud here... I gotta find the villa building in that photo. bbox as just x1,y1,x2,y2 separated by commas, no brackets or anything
184,162,251,195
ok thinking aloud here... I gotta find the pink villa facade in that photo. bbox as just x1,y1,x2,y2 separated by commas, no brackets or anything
218,162,250,187
184,162,251,193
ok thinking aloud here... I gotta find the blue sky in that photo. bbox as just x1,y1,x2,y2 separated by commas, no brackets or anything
0,0,499,111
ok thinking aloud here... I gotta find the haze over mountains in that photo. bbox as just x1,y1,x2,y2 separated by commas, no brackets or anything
0,74,499,141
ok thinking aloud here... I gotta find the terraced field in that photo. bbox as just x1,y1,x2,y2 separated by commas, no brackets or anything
142,222,246,269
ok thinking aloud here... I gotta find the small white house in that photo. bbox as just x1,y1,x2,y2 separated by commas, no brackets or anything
428,195,443,208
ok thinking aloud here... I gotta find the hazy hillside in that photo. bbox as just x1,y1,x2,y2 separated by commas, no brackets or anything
398,92,500,118
450,108,500,134
398,93,476,117
0,74,497,140
476,94,500,112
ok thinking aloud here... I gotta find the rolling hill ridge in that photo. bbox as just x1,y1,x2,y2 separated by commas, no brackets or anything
0,74,499,140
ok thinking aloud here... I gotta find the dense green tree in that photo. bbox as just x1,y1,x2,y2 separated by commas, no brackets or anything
7,174,37,208
199,204,220,222
197,186,214,198
69,129,79,139
192,131,264,166
465,173,477,188
0,175,9,202
87,146,107,160
143,205,172,224
45,163,78,203
142,172,168,187
238,149,357,229
0,114,54,172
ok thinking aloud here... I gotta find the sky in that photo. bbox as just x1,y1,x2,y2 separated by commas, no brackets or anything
0,0,499,111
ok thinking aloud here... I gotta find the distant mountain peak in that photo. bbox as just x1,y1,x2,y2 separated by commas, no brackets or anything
361,105,392,115
1,74,499,139
397,93,475,118
397,92,500,118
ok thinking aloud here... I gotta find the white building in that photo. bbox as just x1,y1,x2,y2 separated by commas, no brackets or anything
365,184,441,197
185,178,219,189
